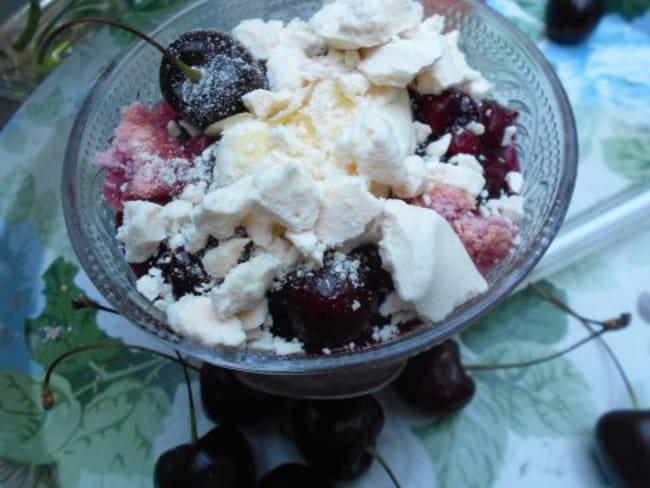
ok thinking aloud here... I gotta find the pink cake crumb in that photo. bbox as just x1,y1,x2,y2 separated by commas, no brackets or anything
453,214,517,274
97,102,193,209
410,184,476,221
411,183,517,273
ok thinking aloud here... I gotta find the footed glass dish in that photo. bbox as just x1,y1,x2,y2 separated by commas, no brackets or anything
62,0,577,398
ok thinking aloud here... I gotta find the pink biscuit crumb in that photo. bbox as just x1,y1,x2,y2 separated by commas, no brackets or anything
97,102,192,210
453,214,517,274
410,183,517,273
410,184,476,221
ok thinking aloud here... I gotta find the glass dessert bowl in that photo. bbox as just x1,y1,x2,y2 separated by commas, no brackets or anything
62,0,577,398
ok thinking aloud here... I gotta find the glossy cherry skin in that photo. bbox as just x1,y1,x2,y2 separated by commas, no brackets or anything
546,0,606,45
160,30,267,127
287,396,384,480
257,463,332,488
269,246,389,348
154,425,255,488
594,409,650,487
394,339,476,416
199,363,283,425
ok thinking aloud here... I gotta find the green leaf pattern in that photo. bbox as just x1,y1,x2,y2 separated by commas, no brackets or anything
0,371,81,465
414,385,507,488
461,281,569,353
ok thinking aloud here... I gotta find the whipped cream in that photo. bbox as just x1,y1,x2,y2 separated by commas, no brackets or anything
114,0,519,353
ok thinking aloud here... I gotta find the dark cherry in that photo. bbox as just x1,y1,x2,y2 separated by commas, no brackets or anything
480,100,518,148
160,30,267,127
157,247,210,299
199,363,283,425
394,339,476,416
546,0,606,45
594,410,650,487
287,396,384,480
269,247,386,348
446,128,480,157
154,425,256,488
481,144,520,198
414,88,479,136
257,463,332,488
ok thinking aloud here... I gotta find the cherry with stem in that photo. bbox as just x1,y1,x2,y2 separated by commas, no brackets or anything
394,282,632,418
36,17,202,82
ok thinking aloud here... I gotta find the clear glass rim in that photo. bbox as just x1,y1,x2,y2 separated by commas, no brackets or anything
62,0,578,375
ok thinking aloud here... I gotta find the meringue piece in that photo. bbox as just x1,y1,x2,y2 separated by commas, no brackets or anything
339,109,407,186
232,19,284,60
251,162,321,232
214,119,273,186
425,161,486,197
392,155,427,198
117,201,166,263
413,121,433,144
379,200,487,322
193,176,253,239
315,176,384,246
425,133,452,159
201,238,251,280
415,31,491,98
238,300,269,331
310,0,423,49
285,230,326,265
358,32,444,87
506,171,524,194
267,45,308,91
211,254,281,318
447,154,484,174
242,89,294,120
481,194,525,222
167,295,246,347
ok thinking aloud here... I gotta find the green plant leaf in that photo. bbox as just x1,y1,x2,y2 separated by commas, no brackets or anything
22,88,65,126
461,281,569,353
25,257,120,375
57,378,170,487
473,342,595,437
413,383,507,488
0,458,57,488
0,371,81,465
602,129,650,181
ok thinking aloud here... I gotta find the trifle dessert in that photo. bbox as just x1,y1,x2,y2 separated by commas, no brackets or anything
98,0,524,355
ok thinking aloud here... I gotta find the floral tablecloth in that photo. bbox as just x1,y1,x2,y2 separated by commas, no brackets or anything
1,1,649,487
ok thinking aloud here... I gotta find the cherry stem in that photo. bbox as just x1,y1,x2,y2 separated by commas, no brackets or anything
176,351,198,444
575,312,640,411
41,343,199,410
36,17,202,82
528,282,631,331
71,296,118,315
465,329,608,371
530,282,640,410
365,446,401,488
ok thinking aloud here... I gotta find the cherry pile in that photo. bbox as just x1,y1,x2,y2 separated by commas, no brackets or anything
412,88,520,199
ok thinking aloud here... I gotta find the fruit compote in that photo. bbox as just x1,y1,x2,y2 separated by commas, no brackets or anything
99,0,525,355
